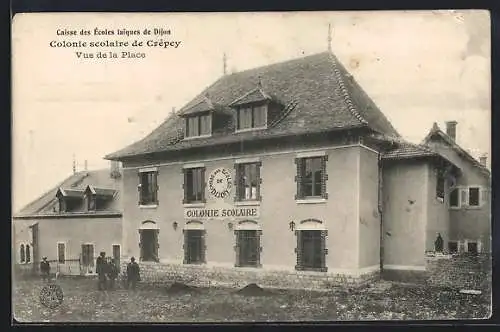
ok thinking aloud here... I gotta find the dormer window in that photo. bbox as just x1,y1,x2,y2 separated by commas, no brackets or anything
56,188,84,213
186,113,212,138
84,185,116,211
236,103,267,131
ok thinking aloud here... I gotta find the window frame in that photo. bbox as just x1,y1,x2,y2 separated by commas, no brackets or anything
448,185,485,210
295,155,328,201
81,242,95,267
139,228,160,262
235,103,268,132
234,162,262,202
138,169,159,206
183,229,206,265
295,229,328,272
19,243,26,264
183,167,206,204
234,229,262,268
447,241,458,254
436,167,445,202
185,114,212,139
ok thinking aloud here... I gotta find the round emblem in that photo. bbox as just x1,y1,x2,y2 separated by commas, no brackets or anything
39,283,64,309
208,168,232,199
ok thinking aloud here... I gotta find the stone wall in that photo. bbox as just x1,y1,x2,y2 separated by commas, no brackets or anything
426,253,491,291
120,260,380,291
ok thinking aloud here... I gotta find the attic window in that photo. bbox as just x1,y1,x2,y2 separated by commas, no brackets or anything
236,104,267,131
185,113,212,138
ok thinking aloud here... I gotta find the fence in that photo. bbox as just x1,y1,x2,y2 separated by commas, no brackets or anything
14,257,122,278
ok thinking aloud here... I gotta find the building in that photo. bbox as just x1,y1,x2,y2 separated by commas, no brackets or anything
105,51,490,288
13,164,123,276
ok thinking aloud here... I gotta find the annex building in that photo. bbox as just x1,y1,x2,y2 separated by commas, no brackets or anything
105,51,490,288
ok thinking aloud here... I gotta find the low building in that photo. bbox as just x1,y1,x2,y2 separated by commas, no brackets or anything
13,164,123,276
105,51,490,289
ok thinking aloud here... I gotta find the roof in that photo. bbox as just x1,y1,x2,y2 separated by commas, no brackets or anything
228,87,272,107
56,188,84,198
422,123,490,176
14,169,122,218
106,51,400,160
180,96,217,116
86,186,116,197
382,141,439,160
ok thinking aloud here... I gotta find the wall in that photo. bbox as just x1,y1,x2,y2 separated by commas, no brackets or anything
382,160,428,269
358,147,380,269
425,164,450,251
121,142,368,274
13,219,35,264
426,138,491,252
36,217,122,264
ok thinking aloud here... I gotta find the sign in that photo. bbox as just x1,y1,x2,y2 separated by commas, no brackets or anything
208,168,232,199
184,206,260,220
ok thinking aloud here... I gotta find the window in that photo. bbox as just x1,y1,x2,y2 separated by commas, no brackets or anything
436,168,445,200
86,195,96,211
235,230,262,267
183,230,206,264
448,241,458,253
449,188,459,208
295,156,328,199
184,167,205,203
186,114,212,138
20,244,25,263
81,244,94,267
295,230,327,272
467,242,478,254
139,171,158,205
25,245,31,263
57,243,66,263
235,163,261,201
469,187,480,207
139,229,159,262
236,104,267,130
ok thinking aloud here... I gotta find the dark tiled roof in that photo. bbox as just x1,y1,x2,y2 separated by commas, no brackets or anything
106,51,400,160
59,188,85,198
382,141,437,160
228,87,272,107
422,123,490,176
14,169,122,217
180,97,216,116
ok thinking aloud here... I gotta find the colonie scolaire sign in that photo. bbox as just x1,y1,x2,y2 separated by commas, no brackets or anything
184,167,261,220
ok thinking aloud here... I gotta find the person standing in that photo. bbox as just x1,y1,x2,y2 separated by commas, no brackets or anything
96,251,107,291
106,257,119,290
40,257,50,282
126,257,140,290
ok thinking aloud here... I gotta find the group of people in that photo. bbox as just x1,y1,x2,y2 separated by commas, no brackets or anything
38,252,141,291
96,251,140,291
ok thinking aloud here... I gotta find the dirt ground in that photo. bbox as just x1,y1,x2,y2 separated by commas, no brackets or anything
12,276,491,322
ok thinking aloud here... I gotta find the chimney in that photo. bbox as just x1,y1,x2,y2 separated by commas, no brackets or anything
445,121,458,141
110,160,121,179
479,154,487,166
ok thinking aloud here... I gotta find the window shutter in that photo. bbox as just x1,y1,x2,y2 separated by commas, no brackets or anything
460,188,468,207
257,229,263,267
320,230,328,272
183,229,188,264
234,230,241,267
138,172,142,205
257,162,263,201
481,188,488,206
321,155,329,200
294,158,303,200
233,164,240,202
294,230,303,271
154,171,159,205
182,168,188,204
201,168,207,203
201,230,207,264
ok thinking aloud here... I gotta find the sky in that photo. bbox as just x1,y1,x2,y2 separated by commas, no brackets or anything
12,10,491,213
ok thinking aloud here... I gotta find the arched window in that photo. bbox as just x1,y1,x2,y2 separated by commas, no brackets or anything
234,220,262,268
25,244,31,263
20,244,25,263
183,221,206,264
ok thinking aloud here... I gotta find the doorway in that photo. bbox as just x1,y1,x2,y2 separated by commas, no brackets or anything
139,229,159,262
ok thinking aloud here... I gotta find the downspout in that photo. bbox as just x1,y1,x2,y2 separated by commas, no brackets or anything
378,153,384,274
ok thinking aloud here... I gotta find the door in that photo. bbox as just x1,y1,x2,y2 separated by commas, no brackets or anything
81,244,95,274
140,230,158,262
112,244,121,268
